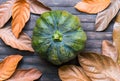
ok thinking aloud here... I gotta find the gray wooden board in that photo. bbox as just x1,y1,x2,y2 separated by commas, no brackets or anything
0,0,115,81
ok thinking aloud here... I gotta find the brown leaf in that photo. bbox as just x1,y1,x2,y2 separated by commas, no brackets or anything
0,55,23,81
95,0,120,31
6,68,42,81
78,52,120,81
12,0,30,38
0,0,15,28
74,0,111,14
58,65,91,81
27,0,51,15
0,27,34,52
102,40,118,62
113,12,120,64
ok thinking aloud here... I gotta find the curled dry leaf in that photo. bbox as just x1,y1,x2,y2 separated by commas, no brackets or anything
12,0,30,38
78,52,120,81
102,40,118,62
95,0,120,31
58,65,91,81
113,12,120,64
27,0,51,14
6,68,42,81
0,0,15,28
0,27,34,52
74,0,111,14
0,55,23,81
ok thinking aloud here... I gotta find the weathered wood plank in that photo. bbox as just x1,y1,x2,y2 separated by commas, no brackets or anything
86,40,102,48
0,39,110,49
24,22,113,32
0,0,7,3
0,46,33,55
51,7,83,15
82,22,114,31
27,14,96,24
5,15,96,30
19,64,60,81
86,32,112,40
5,15,113,32
0,0,80,7
78,15,96,23
39,0,80,7
84,48,101,54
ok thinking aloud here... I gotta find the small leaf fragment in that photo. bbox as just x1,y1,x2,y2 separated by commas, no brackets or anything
95,0,120,31
74,0,111,14
27,0,51,14
58,65,91,81
0,0,15,28
0,55,23,81
0,27,34,52
78,52,120,81
102,40,118,62
6,68,42,81
12,0,30,38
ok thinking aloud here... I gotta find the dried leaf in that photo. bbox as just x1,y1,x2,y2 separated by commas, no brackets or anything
102,40,118,62
78,52,120,81
27,0,51,15
0,55,23,81
12,0,30,38
74,0,111,14
95,0,120,31
0,27,34,52
58,65,91,81
113,12,120,64
0,0,15,28
6,68,42,81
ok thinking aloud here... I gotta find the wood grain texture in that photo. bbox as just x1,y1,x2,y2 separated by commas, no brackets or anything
0,0,113,81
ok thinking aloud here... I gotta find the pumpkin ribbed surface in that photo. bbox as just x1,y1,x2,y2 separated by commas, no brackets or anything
32,10,87,65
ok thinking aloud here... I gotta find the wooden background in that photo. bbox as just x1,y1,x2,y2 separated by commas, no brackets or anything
0,0,114,81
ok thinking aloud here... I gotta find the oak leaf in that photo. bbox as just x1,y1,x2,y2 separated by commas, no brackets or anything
0,0,15,28
27,0,51,15
58,65,91,81
12,0,30,38
6,68,42,81
0,27,34,52
0,55,23,81
102,40,118,62
113,12,120,64
74,0,111,14
95,0,120,31
78,52,120,81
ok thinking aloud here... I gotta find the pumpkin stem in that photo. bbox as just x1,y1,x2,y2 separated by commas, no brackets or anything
53,30,62,42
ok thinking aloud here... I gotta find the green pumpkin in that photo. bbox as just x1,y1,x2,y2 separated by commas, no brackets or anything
32,10,87,65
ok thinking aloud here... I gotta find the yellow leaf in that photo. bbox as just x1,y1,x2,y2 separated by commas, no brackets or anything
0,55,23,81
12,0,30,38
74,0,111,14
